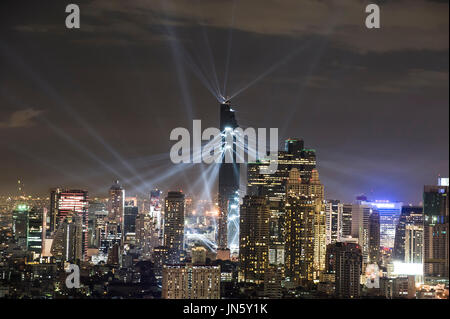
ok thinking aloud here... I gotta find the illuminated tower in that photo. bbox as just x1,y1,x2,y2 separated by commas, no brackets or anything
108,180,125,235
54,189,89,261
284,168,316,286
163,191,185,263
218,100,239,252
239,195,270,284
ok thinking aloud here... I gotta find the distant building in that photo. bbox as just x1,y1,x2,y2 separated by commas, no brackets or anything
162,264,220,299
334,242,362,299
423,180,449,281
123,205,138,236
50,189,89,260
368,209,380,264
393,206,423,261
51,214,83,262
360,200,403,249
108,180,125,237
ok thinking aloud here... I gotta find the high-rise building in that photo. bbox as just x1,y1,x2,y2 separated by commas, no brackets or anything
162,264,221,299
163,191,185,263
339,204,353,240
247,138,316,200
53,189,89,260
284,169,316,285
239,196,270,284
325,202,353,243
108,180,125,235
368,209,380,265
51,214,83,262
27,207,43,257
264,265,283,299
393,206,423,261
150,188,163,240
12,204,29,250
191,246,207,265
123,205,138,236
218,101,240,251
360,200,403,249
135,213,160,260
351,203,372,264
423,180,449,281
325,200,340,245
334,242,362,298
405,224,423,264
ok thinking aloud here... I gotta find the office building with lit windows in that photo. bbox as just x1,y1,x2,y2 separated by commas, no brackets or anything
423,179,449,282
239,195,270,284
162,264,220,299
164,191,185,263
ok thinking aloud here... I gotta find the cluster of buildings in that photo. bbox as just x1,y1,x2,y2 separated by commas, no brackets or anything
0,101,448,299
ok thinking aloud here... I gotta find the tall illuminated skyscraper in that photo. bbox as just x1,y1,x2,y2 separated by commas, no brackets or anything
239,196,270,284
164,191,185,263
423,179,449,281
247,138,316,200
108,180,125,234
284,168,317,286
51,189,89,260
218,100,239,252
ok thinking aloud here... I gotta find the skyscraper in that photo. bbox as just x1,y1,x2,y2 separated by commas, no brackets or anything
123,205,138,236
108,180,125,235
334,242,363,299
284,168,316,285
12,204,29,250
51,189,89,260
405,224,423,264
218,100,240,252
360,200,403,249
325,200,340,245
27,207,43,257
164,191,185,263
239,196,270,284
423,180,449,281
368,209,380,264
393,206,423,261
51,214,83,262
351,203,372,264
247,138,316,199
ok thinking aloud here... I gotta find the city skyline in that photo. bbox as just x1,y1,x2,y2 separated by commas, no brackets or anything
0,0,448,204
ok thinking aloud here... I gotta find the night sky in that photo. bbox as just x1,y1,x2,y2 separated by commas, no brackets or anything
0,0,448,204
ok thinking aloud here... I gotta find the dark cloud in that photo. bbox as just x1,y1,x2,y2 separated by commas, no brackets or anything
0,108,44,128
